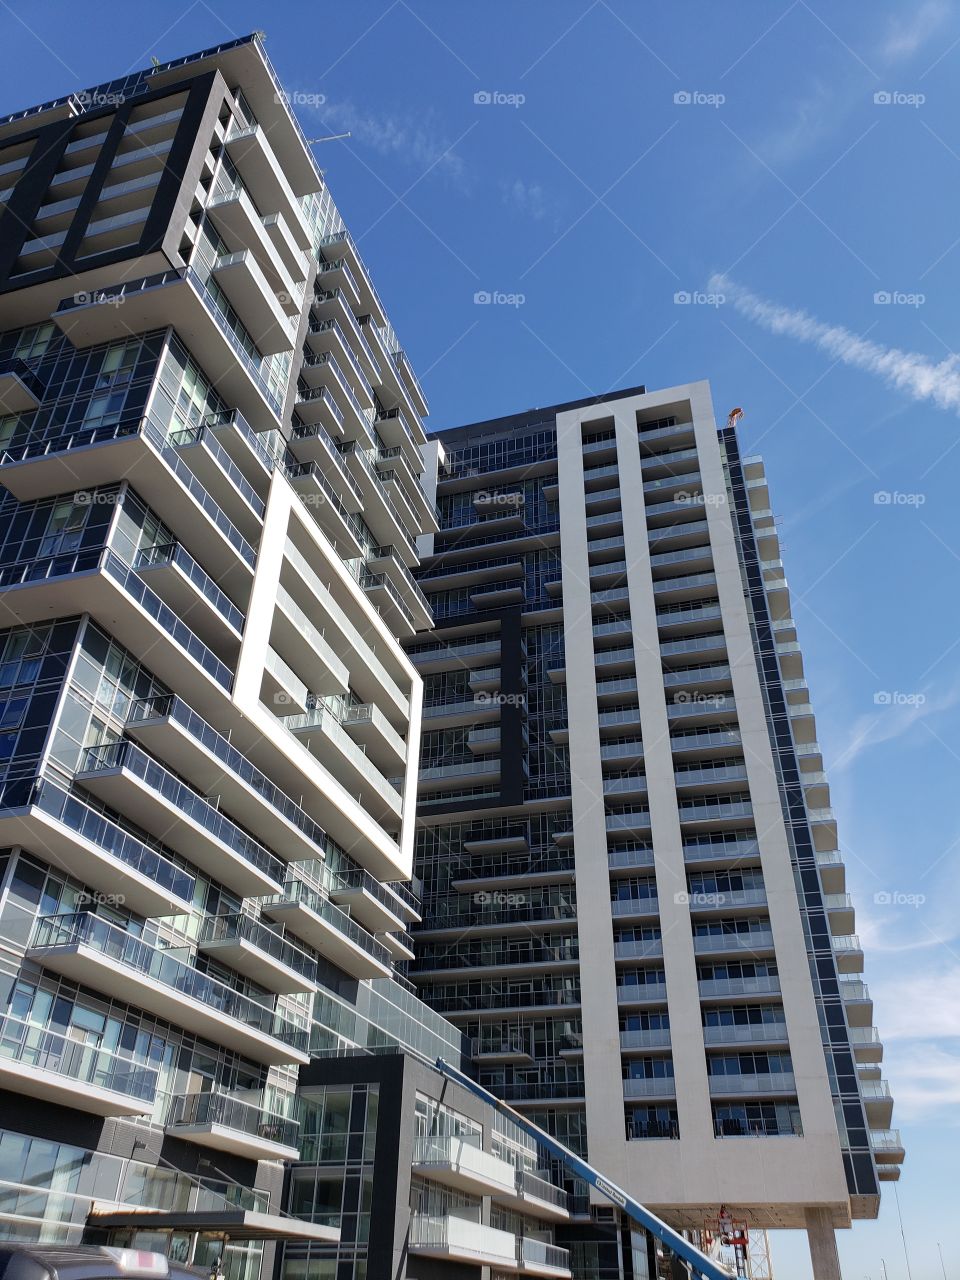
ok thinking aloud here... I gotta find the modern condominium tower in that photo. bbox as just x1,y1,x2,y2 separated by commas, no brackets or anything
408,382,903,1277
0,35,575,1280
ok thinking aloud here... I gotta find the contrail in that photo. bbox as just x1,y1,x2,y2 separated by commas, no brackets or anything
711,273,960,415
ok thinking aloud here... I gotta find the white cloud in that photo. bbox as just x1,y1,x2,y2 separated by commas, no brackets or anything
886,1043,960,1119
871,966,960,1039
828,683,960,772
712,274,960,415
878,0,950,61
501,178,552,223
315,101,470,189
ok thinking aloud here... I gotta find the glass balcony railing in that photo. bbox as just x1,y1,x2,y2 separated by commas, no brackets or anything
134,542,244,633
167,1090,300,1149
262,880,391,968
0,1012,157,1102
198,913,317,983
0,776,194,903
127,694,327,855
78,740,285,885
31,914,307,1051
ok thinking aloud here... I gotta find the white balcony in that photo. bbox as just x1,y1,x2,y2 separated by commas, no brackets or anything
224,124,312,248
165,1090,301,1162
75,741,285,899
126,694,325,866
0,359,44,413
197,914,317,995
273,586,351,696
0,778,193,920
212,251,295,355
409,1213,519,1270
0,1014,157,1117
493,1170,570,1224
50,271,285,428
28,914,309,1067
207,186,298,300
262,880,392,981
411,1135,518,1196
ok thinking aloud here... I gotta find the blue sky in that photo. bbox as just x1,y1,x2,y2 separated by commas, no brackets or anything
2,2,958,1275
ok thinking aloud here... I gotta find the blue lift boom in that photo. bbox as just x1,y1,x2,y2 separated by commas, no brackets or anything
435,1057,734,1280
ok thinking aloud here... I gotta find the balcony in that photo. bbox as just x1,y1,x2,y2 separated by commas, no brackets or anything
75,741,285,898
166,1090,300,1162
280,705,402,822
0,1013,157,1117
703,1022,789,1047
126,694,327,866
471,1035,534,1064
412,1134,518,1196
338,702,408,775
698,976,781,999
860,1080,894,1128
620,1027,672,1051
0,357,45,413
617,982,668,1006
212,251,295,354
198,913,317,994
208,185,299,299
623,1076,676,1099
0,774,195,918
693,931,774,957
686,886,767,912
849,1026,883,1063
273,586,351,696
51,270,285,426
708,1072,796,1097
519,1239,572,1277
224,124,312,248
134,541,244,652
870,1129,905,1163
841,979,873,1026
419,757,501,792
285,461,366,560
167,422,266,541
409,1214,519,1270
28,914,308,1067
0,418,254,596
261,879,392,980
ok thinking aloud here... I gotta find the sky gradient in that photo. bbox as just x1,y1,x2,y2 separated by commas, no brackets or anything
1,3,957,1275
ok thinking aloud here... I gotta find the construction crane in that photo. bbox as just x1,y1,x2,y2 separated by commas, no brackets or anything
435,1057,735,1280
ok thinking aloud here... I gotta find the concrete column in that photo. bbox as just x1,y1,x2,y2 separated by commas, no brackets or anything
805,1207,842,1280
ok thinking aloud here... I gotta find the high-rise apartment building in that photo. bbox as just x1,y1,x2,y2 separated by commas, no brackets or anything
408,382,904,1277
0,35,573,1280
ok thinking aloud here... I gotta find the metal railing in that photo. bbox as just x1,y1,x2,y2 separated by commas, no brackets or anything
0,1013,157,1101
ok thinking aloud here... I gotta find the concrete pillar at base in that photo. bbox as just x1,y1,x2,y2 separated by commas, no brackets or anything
805,1207,842,1280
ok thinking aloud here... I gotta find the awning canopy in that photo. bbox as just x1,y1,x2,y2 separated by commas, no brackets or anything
87,1207,339,1245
